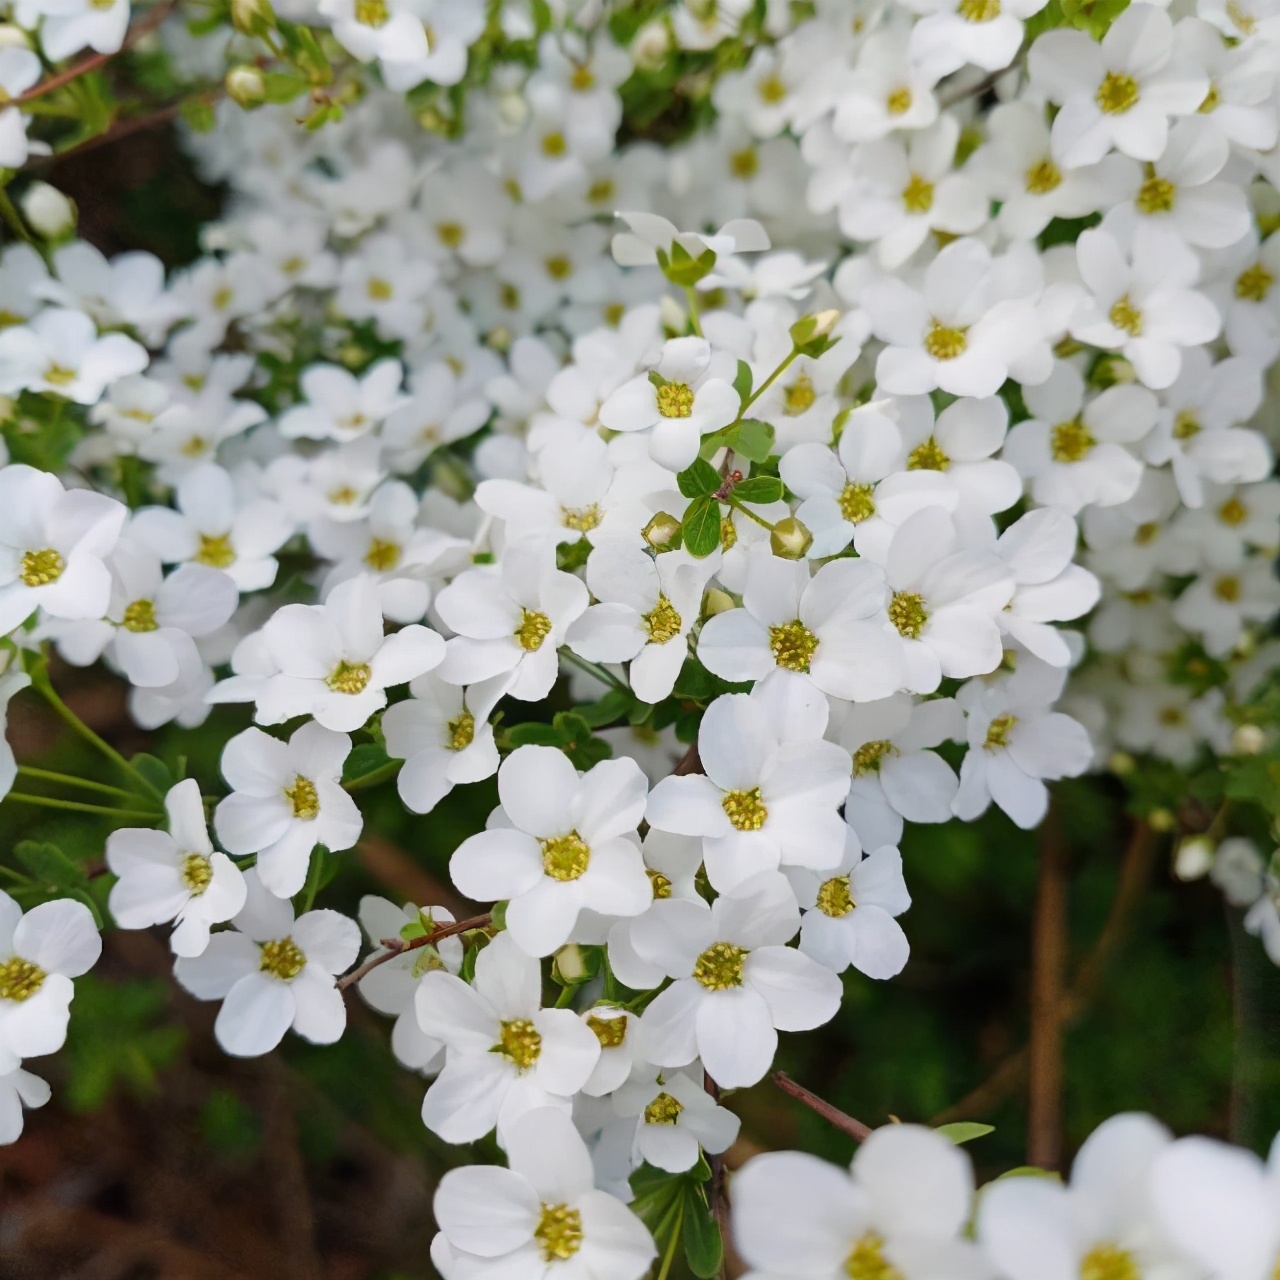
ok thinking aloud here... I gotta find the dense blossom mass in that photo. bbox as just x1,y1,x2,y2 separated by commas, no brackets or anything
0,0,1277,1266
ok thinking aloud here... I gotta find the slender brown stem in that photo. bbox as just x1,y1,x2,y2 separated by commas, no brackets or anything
772,1072,873,1142
33,91,222,166
336,913,491,991
14,0,180,105
1027,806,1069,1170
673,743,703,775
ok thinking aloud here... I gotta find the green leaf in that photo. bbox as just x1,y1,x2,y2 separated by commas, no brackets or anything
731,476,784,505
343,742,393,783
577,688,636,728
682,495,722,558
936,1121,995,1145
728,418,776,463
261,71,310,104
677,459,722,499
556,538,592,573
129,753,174,796
996,1165,1062,1181
506,722,563,747
681,1183,723,1278
14,840,88,892
733,359,753,405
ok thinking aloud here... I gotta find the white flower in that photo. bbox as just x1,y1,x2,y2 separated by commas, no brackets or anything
449,746,652,958
432,1107,656,1279
435,540,588,703
382,672,502,815
646,677,852,892
0,463,126,634
598,336,741,471
278,360,407,443
174,869,359,1057
214,721,363,899
697,551,904,702
319,0,429,63
0,49,42,170
107,778,247,957
0,308,147,403
632,870,842,1088
732,1124,985,1278
611,212,770,270
355,895,463,1073
1211,837,1266,908
416,932,601,1144
0,666,28,803
611,1063,741,1173
905,0,1048,79
0,890,101,1072
0,1065,50,1145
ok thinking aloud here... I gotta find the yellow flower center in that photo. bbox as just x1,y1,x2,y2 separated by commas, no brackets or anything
985,712,1017,748
534,1203,583,1262
693,941,748,990
181,852,213,895
1219,497,1248,526
759,74,787,103
902,174,934,214
367,277,393,301
657,382,695,418
545,255,573,281
1134,522,1159,545
494,1018,542,1070
561,504,601,533
447,711,475,752
1080,1244,1141,1280
839,483,877,524
784,374,817,416
1051,417,1097,462
541,830,591,881
645,1092,685,1124
924,323,968,361
1136,168,1176,215
0,955,46,1002
1236,263,1273,301
1109,295,1144,336
587,1012,628,1048
720,516,737,550
644,594,683,644
886,86,912,115
845,1231,903,1280
20,548,64,587
541,131,567,157
769,619,819,672
1025,159,1062,194
570,64,595,91
722,786,767,831
730,148,759,178
1097,71,1140,115
853,740,896,775
436,222,465,248
327,660,372,695
364,537,401,571
907,437,950,471
284,775,319,820
648,868,673,899
260,937,306,980
212,287,234,311
196,533,236,569
355,0,387,23
888,591,929,639
1173,411,1201,440
122,599,158,633
958,0,1000,20
1199,83,1220,113
1215,575,1241,602
817,875,856,918
43,363,77,387
1226,0,1256,33
515,608,553,652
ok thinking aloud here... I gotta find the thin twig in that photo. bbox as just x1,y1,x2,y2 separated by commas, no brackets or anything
703,1073,731,1280
772,1071,873,1142
33,91,222,166
336,913,491,991
1028,803,1069,1170
673,742,703,775
14,0,181,105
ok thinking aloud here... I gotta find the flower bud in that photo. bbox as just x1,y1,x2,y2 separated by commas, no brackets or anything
1174,836,1215,881
703,588,735,617
552,943,589,986
632,20,670,70
20,182,75,240
770,516,813,560
230,0,276,37
1147,808,1176,833
789,309,839,348
1233,724,1268,755
643,512,681,551
0,24,32,48
1107,751,1135,777
225,65,266,108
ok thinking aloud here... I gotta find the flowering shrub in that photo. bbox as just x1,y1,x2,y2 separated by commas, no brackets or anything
0,0,1279,1270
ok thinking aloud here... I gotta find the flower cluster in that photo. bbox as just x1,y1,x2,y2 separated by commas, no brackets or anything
0,0,1276,1262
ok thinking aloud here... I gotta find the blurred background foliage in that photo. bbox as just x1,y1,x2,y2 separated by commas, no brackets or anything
1,107,1278,1280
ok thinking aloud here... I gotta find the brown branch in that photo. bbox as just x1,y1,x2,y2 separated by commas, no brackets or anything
772,1072,873,1142
33,90,223,166
336,913,491,991
673,742,703,775
14,0,181,105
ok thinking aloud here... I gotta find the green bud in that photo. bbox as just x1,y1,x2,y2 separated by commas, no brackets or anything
703,588,735,617
225,65,267,108
643,512,682,551
230,0,277,37
789,309,839,349
552,943,589,986
1232,724,1267,755
770,516,813,560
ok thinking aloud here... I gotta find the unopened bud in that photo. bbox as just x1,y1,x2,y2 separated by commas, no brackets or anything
0,24,32,48
643,512,681,551
1233,724,1268,755
770,516,813,560
790,309,840,348
632,20,671,70
1107,750,1135,777
1147,808,1176,833
552,943,589,986
225,65,266,108
230,0,276,37
20,182,75,240
1174,835,1215,881
703,588,734,617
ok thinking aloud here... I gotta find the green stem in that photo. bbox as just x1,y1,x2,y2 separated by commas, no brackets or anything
728,497,775,531
17,765,141,800
559,648,630,695
554,983,576,1009
742,348,798,413
28,664,164,801
684,285,704,337
343,759,401,792
0,184,33,245
655,1200,685,1280
3,792,160,821
299,845,326,913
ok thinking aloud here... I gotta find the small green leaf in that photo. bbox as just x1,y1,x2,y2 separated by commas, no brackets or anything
731,476,784,505
506,722,563,747
556,538,592,572
936,1121,995,1145
728,418,776,463
577,688,636,728
733,359,753,405
343,742,393,783
681,1183,723,1278
677,458,722,499
130,753,174,796
682,495,722,558
15,841,88,892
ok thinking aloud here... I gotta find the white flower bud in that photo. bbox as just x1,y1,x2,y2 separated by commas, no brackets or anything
632,20,670,70
703,588,735,617
1233,724,1267,755
1174,836,1215,882
770,517,813,560
20,182,75,240
0,24,32,48
225,65,266,108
